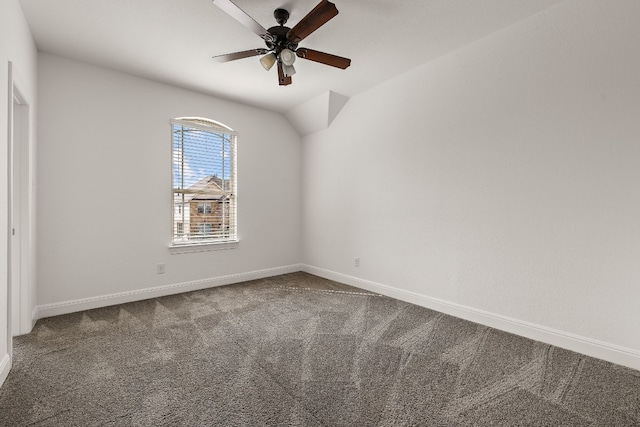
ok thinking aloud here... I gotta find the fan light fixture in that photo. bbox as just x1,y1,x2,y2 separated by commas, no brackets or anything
280,48,296,66
279,48,296,77
260,53,277,70
283,64,296,77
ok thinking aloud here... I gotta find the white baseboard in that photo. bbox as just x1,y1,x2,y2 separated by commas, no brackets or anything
301,264,640,371
0,354,11,388
31,262,640,371
35,264,302,320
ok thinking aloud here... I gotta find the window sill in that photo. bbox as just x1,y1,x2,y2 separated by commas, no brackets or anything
169,240,239,255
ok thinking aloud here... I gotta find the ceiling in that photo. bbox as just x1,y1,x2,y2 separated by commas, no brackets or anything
19,0,563,113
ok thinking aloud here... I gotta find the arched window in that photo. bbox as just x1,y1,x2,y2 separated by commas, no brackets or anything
171,117,237,246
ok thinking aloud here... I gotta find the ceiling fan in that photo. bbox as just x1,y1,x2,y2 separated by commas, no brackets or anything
212,0,351,86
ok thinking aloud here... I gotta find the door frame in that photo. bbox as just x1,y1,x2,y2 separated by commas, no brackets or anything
7,61,34,348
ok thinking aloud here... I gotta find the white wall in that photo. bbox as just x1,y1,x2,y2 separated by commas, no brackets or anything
36,54,301,312
302,0,640,369
0,0,38,386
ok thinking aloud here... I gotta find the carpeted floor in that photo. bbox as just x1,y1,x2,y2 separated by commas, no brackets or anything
1,272,639,426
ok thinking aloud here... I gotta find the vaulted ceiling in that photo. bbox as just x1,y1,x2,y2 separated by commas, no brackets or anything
20,0,563,113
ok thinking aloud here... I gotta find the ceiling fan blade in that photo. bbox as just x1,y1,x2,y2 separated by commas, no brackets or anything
277,62,292,86
287,0,338,44
296,48,351,69
213,48,268,63
212,0,272,41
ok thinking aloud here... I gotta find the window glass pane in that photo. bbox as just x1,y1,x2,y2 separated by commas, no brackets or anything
171,119,236,245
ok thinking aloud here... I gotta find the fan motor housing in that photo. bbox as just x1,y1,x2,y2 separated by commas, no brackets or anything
265,24,297,53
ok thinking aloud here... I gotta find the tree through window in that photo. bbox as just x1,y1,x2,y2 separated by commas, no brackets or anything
171,117,237,245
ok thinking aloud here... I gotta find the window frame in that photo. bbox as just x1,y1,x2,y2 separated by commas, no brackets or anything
169,117,238,253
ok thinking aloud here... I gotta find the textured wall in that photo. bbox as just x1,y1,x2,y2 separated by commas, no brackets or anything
36,54,302,306
0,0,38,384
302,0,640,358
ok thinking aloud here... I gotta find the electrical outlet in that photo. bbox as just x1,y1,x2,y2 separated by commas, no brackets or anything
157,263,165,274
355,257,360,267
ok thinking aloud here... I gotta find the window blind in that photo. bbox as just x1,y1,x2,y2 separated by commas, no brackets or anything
171,118,237,245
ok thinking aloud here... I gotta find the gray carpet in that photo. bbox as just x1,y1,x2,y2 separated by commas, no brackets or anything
1,272,639,426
